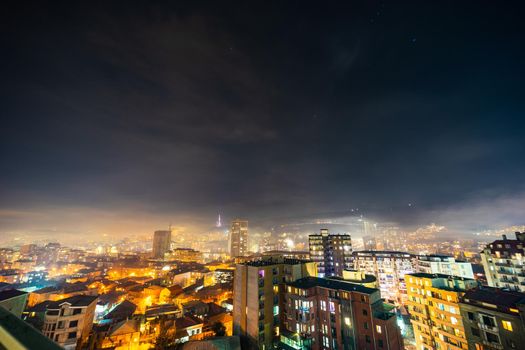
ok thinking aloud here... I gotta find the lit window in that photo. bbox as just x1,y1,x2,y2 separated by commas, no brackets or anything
344,317,351,326
376,325,382,334
451,317,458,325
502,320,513,331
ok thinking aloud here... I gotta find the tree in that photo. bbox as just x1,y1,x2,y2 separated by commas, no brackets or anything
211,321,226,337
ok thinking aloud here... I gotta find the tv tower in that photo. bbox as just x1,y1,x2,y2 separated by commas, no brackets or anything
216,214,222,228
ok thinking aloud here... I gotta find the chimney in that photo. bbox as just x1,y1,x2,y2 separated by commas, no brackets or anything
502,234,507,241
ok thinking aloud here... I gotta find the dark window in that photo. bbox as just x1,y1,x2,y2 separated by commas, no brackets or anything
482,315,495,327
471,327,480,337
69,320,78,328
362,309,368,316
46,310,59,316
486,332,499,343
378,339,383,348
364,322,368,329
54,334,59,341
73,308,82,315
365,335,371,343
68,331,77,339
467,312,474,321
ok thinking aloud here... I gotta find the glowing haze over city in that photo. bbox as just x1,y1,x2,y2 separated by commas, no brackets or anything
1,2,525,350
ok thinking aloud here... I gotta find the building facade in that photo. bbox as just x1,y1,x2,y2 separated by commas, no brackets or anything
309,229,352,277
406,273,478,350
233,255,317,349
152,230,172,259
43,295,98,350
460,287,525,350
416,255,474,279
281,277,403,350
353,251,416,305
230,219,248,258
481,232,525,292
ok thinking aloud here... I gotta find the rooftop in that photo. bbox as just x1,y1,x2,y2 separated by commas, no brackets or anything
243,257,310,267
176,315,203,329
461,287,525,314
287,277,378,295
47,295,98,309
353,250,414,257
104,300,137,321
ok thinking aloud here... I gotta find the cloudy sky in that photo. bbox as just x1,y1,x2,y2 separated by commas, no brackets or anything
1,1,525,240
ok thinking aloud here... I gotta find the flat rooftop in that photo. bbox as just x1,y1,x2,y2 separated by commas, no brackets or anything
287,277,378,295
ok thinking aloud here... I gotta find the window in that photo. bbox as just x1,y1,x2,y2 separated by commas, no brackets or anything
502,320,513,332
69,320,78,328
329,302,335,313
486,332,499,344
365,335,371,343
68,331,76,339
344,317,351,326
73,308,82,315
482,315,496,327
376,325,382,334
451,316,458,325
363,309,368,316
364,322,368,329
471,327,480,337
378,339,383,347
467,312,474,321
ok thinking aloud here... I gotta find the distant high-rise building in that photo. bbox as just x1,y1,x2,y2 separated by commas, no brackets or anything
406,273,478,350
152,230,171,259
216,214,222,228
460,287,525,350
281,277,404,350
309,229,352,277
416,254,474,279
233,255,317,349
353,251,416,304
481,232,525,292
20,244,37,255
230,219,248,257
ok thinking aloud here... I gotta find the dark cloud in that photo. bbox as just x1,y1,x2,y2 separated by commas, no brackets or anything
1,1,525,238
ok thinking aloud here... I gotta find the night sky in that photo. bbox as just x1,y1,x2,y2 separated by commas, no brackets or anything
1,1,525,239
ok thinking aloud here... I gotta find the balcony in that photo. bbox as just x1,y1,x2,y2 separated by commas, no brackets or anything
478,322,498,333
482,340,503,350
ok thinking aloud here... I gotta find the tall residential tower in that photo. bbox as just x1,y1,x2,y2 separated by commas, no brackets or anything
230,219,248,258
309,229,352,277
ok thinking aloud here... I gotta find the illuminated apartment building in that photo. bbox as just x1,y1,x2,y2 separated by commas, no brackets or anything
309,229,352,277
480,232,525,292
406,273,478,350
353,251,416,304
230,219,248,257
43,295,98,350
460,287,525,350
281,277,403,350
416,255,474,279
233,255,317,349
